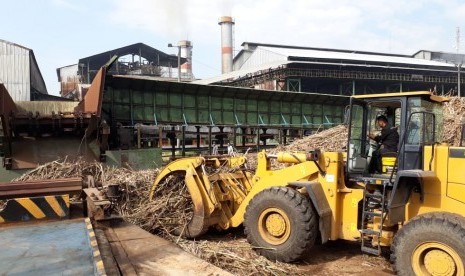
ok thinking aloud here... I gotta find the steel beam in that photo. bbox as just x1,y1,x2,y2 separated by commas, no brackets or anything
0,178,82,199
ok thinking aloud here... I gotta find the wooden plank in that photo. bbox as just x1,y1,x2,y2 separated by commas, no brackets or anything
105,221,232,276
108,241,138,275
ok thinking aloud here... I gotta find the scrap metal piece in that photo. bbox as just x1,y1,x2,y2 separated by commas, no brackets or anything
83,187,121,221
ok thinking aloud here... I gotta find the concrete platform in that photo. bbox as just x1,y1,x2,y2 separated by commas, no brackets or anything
103,221,232,276
0,218,102,275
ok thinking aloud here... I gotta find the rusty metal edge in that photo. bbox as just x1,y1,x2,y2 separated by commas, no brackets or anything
0,178,82,199
0,84,17,156
74,66,106,117
0,177,82,189
75,56,119,118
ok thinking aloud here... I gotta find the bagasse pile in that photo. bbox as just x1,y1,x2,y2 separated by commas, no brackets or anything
272,124,348,153
10,96,465,275
443,96,465,146
270,95,465,153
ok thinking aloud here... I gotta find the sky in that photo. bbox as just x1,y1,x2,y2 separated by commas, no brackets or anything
2,0,465,96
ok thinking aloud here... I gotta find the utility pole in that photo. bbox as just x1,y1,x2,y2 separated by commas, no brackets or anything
177,46,181,82
458,64,461,97
456,27,462,97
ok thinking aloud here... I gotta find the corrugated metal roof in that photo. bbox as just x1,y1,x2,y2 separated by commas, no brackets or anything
115,74,184,82
258,46,455,68
0,39,31,51
193,61,290,85
240,41,411,58
79,43,182,70
197,43,459,85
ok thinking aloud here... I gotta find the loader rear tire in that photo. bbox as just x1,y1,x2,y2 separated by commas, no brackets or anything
244,186,317,262
391,212,465,276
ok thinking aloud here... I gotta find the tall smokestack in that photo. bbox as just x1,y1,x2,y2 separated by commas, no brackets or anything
218,16,235,74
178,40,193,80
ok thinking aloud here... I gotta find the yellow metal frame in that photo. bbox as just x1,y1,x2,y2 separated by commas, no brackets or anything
228,151,364,242
352,91,449,102
150,144,465,243
150,151,366,241
405,145,465,219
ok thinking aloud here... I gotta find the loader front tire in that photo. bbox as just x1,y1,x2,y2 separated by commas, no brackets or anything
244,186,317,262
391,212,465,276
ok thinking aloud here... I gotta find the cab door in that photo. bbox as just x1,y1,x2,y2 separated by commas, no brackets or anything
347,98,368,174
401,98,437,171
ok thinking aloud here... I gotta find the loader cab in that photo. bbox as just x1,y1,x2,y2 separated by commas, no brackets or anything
346,91,446,179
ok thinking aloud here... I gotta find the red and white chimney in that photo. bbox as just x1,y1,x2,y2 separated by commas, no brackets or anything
218,16,235,74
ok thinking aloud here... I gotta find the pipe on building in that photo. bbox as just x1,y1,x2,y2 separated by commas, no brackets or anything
218,16,235,74
178,40,193,80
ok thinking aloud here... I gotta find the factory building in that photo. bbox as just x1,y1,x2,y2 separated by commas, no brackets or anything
55,39,348,156
50,16,465,158
197,42,465,96
0,39,48,101
56,42,186,100
56,64,86,101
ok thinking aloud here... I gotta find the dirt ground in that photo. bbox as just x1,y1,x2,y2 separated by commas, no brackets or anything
297,240,394,275
203,227,394,276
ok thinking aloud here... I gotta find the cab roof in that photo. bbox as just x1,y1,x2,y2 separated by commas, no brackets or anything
352,91,449,103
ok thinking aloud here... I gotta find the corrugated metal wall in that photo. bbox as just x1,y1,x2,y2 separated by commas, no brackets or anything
0,40,31,101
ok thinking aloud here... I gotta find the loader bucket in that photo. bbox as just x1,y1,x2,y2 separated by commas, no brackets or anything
149,155,250,238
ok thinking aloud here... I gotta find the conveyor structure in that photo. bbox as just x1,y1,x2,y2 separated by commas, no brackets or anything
0,56,348,177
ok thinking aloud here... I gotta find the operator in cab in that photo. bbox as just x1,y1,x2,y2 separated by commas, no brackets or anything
368,115,399,174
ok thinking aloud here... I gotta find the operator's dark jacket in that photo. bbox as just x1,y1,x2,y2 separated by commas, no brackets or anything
374,125,399,152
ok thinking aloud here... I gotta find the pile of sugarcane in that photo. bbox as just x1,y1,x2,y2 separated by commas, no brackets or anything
273,125,348,153
443,96,465,146
14,159,299,275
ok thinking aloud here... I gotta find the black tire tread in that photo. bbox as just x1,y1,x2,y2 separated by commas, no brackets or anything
244,186,317,262
391,212,465,276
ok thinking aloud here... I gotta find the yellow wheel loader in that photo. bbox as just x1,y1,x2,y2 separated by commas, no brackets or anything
150,91,465,276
